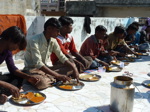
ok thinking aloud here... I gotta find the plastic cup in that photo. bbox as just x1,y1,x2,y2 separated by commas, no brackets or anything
98,67,106,73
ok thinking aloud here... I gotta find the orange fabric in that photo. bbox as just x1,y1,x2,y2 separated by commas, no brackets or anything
0,14,27,54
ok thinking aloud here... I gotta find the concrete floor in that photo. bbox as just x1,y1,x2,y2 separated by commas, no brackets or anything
0,54,150,112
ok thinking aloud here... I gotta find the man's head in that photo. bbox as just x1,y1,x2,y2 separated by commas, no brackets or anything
1,26,26,51
114,26,126,39
126,24,138,35
131,21,140,29
44,18,61,38
95,25,107,40
59,16,73,34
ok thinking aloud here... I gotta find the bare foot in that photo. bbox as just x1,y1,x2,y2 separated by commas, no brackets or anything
0,94,7,104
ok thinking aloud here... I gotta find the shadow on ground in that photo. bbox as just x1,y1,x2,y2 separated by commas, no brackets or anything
83,105,113,112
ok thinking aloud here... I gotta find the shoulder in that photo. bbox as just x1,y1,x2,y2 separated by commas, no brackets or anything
67,34,73,38
51,37,57,43
88,35,95,40
57,35,64,41
28,33,44,42
108,33,114,37
3,50,13,57
83,35,94,43
108,33,115,39
50,38,59,46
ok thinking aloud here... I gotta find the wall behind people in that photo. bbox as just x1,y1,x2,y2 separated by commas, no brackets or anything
15,16,138,60
0,0,40,16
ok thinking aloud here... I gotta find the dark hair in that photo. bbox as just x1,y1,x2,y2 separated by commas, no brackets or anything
126,24,138,31
58,16,73,26
145,20,149,25
132,21,140,27
95,25,107,33
114,26,125,34
44,18,61,30
1,26,26,50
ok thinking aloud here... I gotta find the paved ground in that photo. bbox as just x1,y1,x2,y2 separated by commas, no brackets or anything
0,54,150,112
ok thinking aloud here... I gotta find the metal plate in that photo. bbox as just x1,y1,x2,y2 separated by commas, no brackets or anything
111,60,129,66
118,57,135,62
9,91,46,106
55,80,84,91
147,72,150,77
110,60,120,66
137,52,149,56
126,54,141,59
107,67,122,72
79,73,101,82
142,80,150,88
124,62,130,66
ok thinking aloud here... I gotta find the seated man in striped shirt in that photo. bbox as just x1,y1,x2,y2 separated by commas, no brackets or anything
50,16,92,73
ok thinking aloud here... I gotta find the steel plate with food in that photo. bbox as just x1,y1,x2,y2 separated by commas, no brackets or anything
79,73,101,82
137,52,149,56
118,57,135,62
110,60,120,65
111,60,129,66
9,91,46,106
106,66,122,72
56,80,84,91
126,54,141,59
142,80,150,88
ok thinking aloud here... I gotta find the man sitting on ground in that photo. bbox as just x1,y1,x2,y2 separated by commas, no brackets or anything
24,18,79,90
50,16,92,73
80,25,111,69
106,26,137,57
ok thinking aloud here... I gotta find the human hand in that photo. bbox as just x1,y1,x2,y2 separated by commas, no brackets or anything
27,76,40,86
118,53,126,57
0,94,7,104
100,61,109,68
82,59,90,69
56,75,71,82
133,52,138,56
4,83,20,98
110,51,119,56
73,59,86,71
72,68,79,83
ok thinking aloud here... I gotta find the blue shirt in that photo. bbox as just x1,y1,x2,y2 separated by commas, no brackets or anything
132,32,141,45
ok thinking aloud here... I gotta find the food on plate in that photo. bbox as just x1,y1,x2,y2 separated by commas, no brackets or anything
107,67,121,71
111,60,120,64
147,83,150,87
25,92,34,99
11,92,45,104
35,93,43,97
137,53,143,55
12,94,28,103
59,85,73,89
79,74,99,81
90,76,99,80
30,95,45,103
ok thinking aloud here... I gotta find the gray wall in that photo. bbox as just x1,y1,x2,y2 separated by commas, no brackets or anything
66,0,150,17
96,7,150,17
0,0,41,16
25,16,135,50
14,16,138,60
95,0,150,5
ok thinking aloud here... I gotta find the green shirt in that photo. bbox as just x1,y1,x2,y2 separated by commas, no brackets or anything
24,33,68,70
